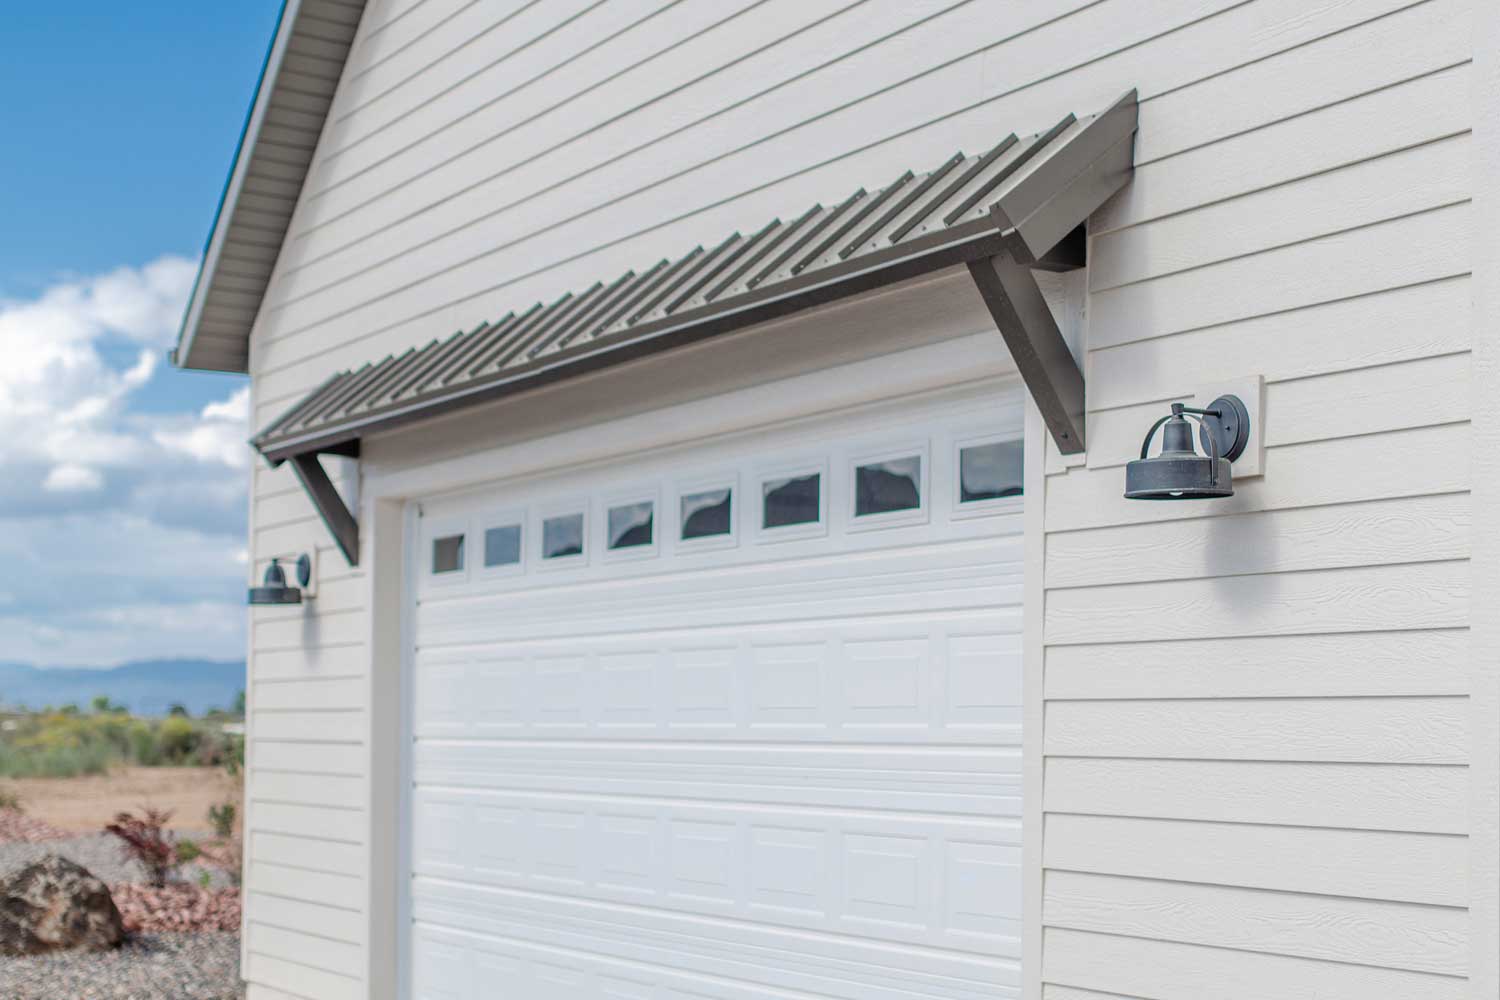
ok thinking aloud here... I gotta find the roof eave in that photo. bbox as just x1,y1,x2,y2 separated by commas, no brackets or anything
173,0,302,374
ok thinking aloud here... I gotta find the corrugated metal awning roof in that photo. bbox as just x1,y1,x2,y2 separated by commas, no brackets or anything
254,90,1137,466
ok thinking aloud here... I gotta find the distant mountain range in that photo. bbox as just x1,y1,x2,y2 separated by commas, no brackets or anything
0,660,245,717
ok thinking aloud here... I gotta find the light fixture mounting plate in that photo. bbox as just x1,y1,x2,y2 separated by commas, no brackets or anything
1199,394,1250,464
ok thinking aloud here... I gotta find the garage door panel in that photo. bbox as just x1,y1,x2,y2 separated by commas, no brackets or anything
408,388,1024,998
415,542,1022,646
413,617,1022,743
412,893,1021,1000
411,741,1021,814
410,785,1020,954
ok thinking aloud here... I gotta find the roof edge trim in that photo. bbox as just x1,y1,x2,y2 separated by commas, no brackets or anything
173,0,305,373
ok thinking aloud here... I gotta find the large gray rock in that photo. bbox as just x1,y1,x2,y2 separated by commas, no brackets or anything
0,855,124,955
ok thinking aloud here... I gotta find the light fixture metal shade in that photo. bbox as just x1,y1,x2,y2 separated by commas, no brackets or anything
248,557,303,605
1124,395,1248,501
1124,450,1233,499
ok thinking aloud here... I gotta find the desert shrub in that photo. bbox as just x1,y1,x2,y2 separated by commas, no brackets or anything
0,710,242,778
0,787,21,811
175,837,202,864
105,807,179,887
207,801,237,840
154,716,200,763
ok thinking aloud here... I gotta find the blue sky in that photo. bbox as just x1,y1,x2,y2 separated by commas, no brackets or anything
0,3,282,665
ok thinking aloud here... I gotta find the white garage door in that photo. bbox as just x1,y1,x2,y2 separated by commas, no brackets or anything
405,381,1025,1000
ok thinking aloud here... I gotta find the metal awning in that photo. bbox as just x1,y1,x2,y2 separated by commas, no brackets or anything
259,91,1137,565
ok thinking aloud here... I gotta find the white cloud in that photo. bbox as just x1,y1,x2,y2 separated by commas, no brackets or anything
0,256,198,476
154,386,251,469
43,464,104,492
0,256,250,666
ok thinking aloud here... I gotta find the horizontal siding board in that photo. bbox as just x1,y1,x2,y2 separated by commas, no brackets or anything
1045,629,1469,699
1044,696,1467,764
250,860,365,910
331,0,617,150
330,0,761,169
1042,928,1465,1000
1045,561,1468,646
251,802,366,844
1044,871,1466,976
1045,758,1467,833
245,890,365,943
1089,132,1470,292
1086,276,1469,412
253,676,367,711
254,708,365,743
252,643,367,682
1079,351,1471,472
253,609,368,649
1045,422,1469,533
248,921,364,978
251,831,367,876
1047,493,1470,588
302,0,879,241
1088,201,1470,352
245,953,362,1000
1043,989,1147,1000
252,769,365,809
1128,0,1469,166
1093,60,1470,232
1044,814,1466,906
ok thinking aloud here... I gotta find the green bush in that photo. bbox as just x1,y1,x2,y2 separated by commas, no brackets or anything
0,707,244,779
175,837,202,864
207,801,236,839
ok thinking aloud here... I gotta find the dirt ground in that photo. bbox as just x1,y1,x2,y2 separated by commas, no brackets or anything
3,767,238,833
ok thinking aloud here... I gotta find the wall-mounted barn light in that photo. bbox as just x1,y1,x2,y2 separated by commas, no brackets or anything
1124,395,1250,500
247,555,312,605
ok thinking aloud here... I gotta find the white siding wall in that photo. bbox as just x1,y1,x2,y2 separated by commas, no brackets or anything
242,1,1477,997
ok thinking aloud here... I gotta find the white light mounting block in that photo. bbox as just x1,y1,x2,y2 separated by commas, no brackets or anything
1195,374,1265,478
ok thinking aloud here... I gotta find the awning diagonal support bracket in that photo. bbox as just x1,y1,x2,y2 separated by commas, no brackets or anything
289,449,361,567
968,250,1086,454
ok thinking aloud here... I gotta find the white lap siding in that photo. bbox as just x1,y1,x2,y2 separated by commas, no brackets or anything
1035,4,1474,996
241,0,1477,997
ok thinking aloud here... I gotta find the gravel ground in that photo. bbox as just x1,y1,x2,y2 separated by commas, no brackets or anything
0,933,244,1000
0,837,244,998
0,832,235,889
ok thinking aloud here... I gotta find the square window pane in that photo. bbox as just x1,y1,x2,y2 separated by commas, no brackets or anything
960,440,1023,502
681,488,732,540
432,534,464,574
855,455,922,516
608,501,654,550
483,525,521,567
542,513,585,559
762,474,820,529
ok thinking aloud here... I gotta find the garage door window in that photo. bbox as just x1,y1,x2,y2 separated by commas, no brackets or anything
762,473,821,530
483,524,522,567
854,454,923,517
607,501,655,550
431,534,465,574
958,438,1024,504
680,486,733,542
542,512,585,560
